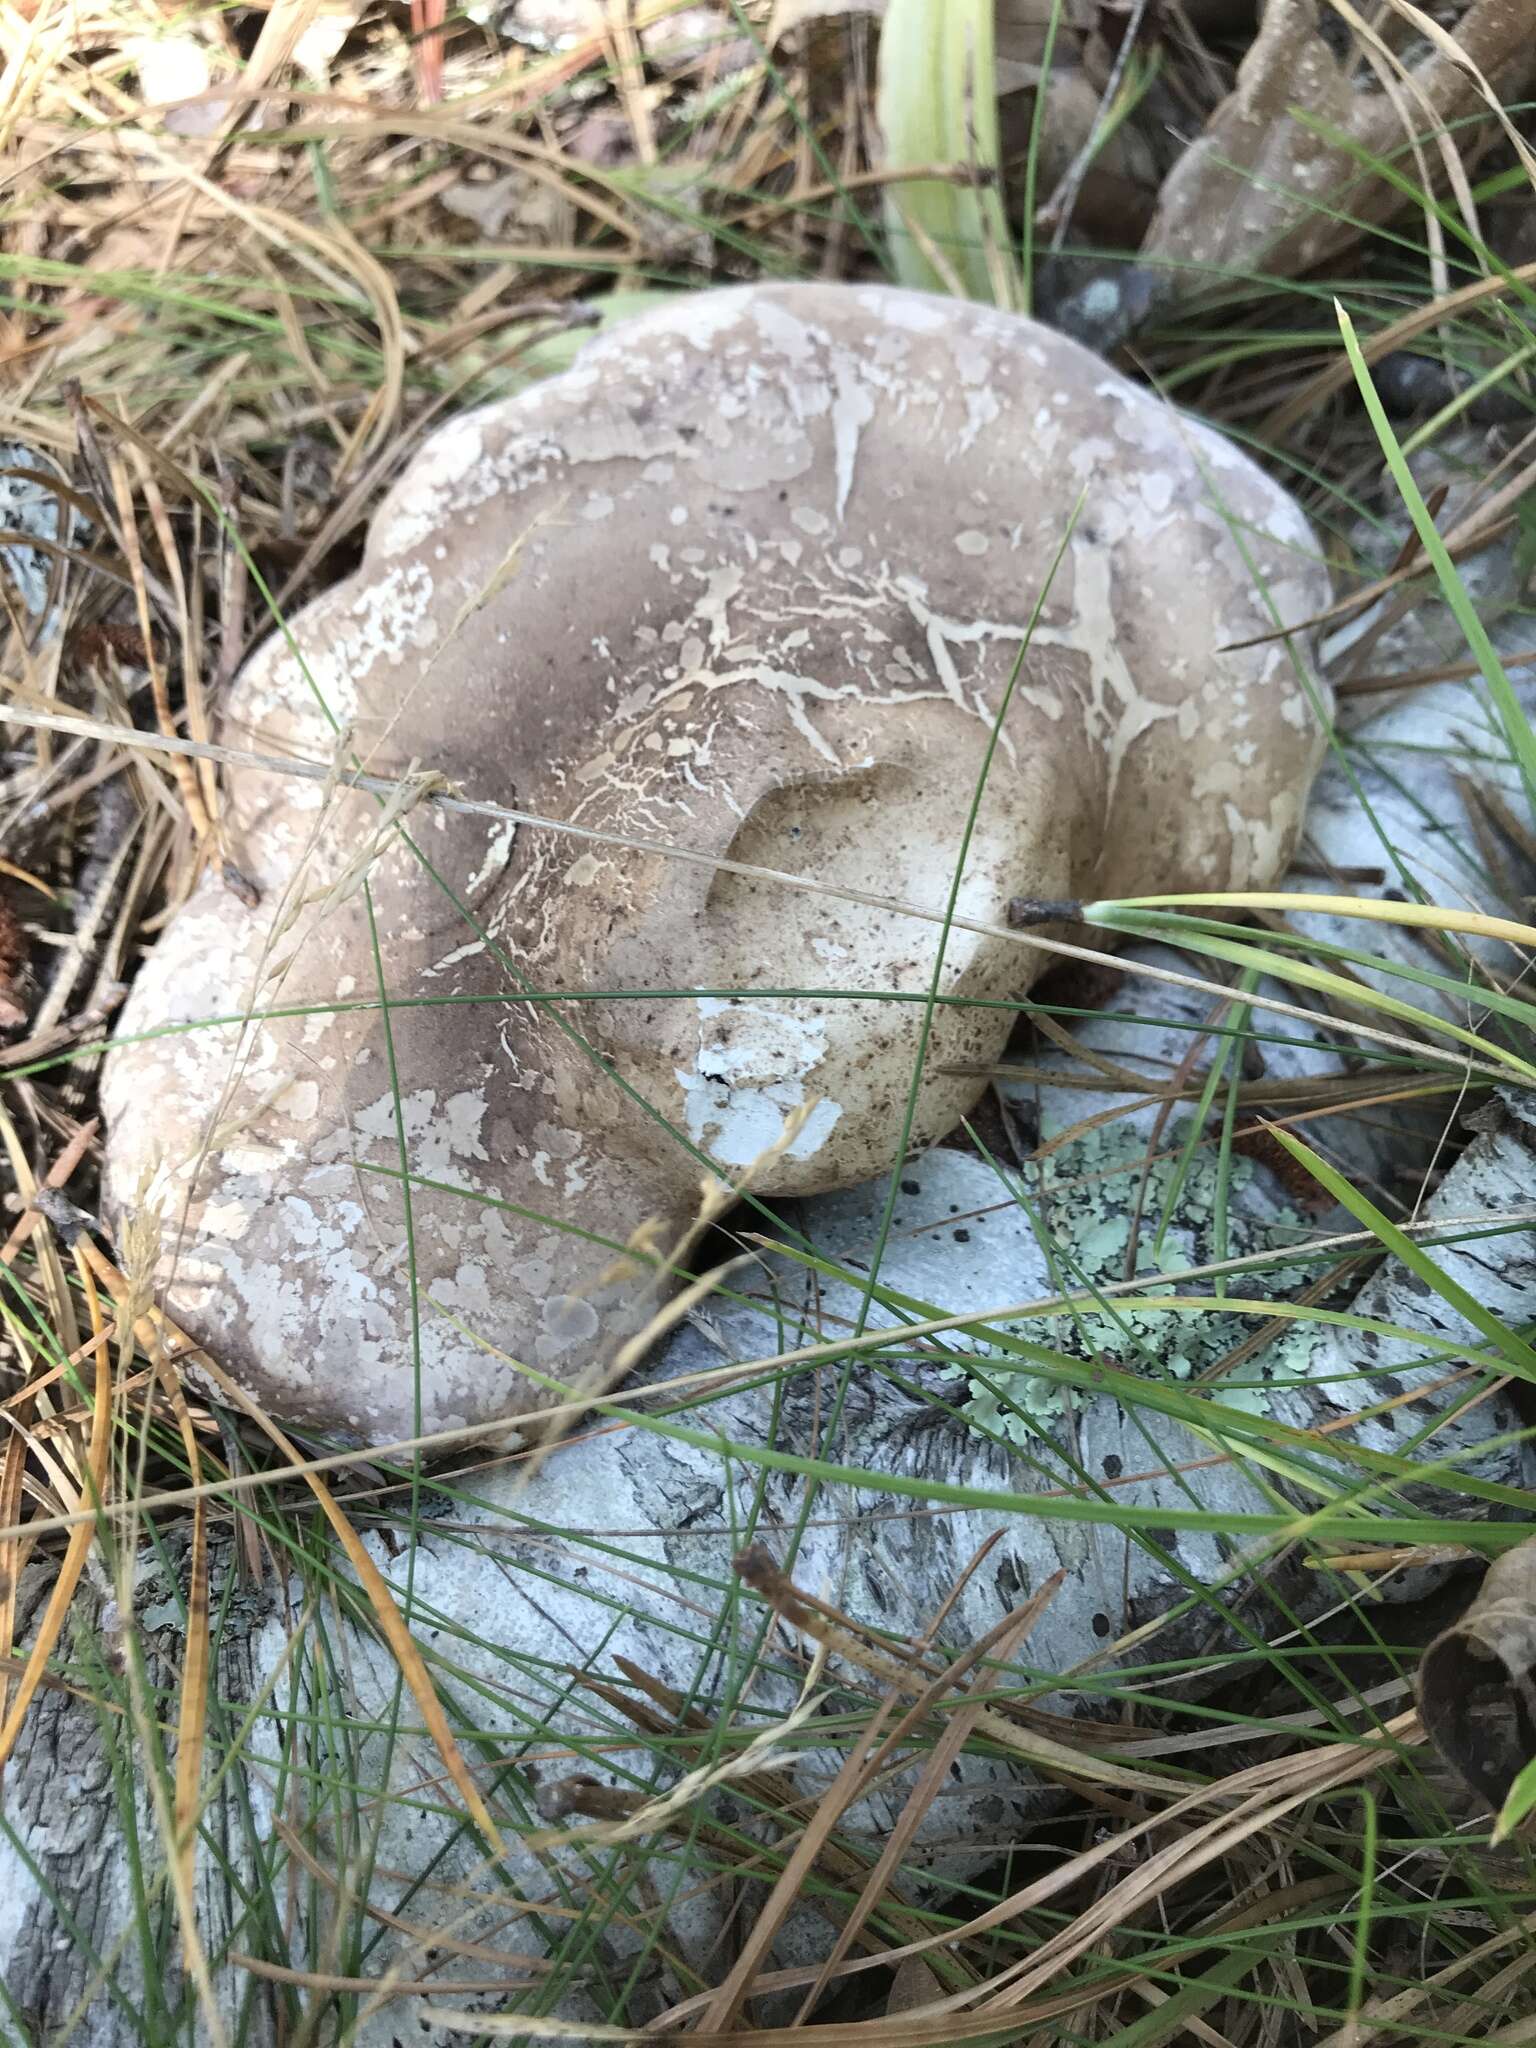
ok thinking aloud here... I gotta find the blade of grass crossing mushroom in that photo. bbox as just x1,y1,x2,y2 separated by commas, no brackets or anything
1150,969,1257,1269
434,2015,1021,2046
12,704,1528,1090
1337,298,1536,812
1210,980,1257,1300
349,884,429,1923
749,1232,1536,1406
848,498,1086,1352
10,1215,1536,1555
429,1314,1536,1552
0,711,1369,982
1263,1124,1536,1385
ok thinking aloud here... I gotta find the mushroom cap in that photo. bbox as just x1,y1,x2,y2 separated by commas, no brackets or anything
102,280,1331,1445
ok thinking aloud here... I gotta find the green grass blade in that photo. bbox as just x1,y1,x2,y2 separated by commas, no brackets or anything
1265,1124,1536,1384
1336,299,1536,813
877,0,1011,300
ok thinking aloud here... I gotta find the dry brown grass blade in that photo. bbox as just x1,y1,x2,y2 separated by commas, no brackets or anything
1311,1897,1536,2048
1220,506,1513,652
978,1711,1423,2015
734,1546,1190,1798
0,1118,98,1743
271,1807,559,1973
792,1576,1065,2022
153,1310,209,1895
1337,645,1536,698
431,2007,1022,2044
688,1640,914,2032
231,1953,540,1999
1381,0,1536,188
239,0,326,125
0,1107,81,1365
1263,256,1536,439
106,453,210,843
575,1661,940,1943
129,450,220,837
280,105,641,243
647,1713,1423,2038
1325,0,1486,298
0,1428,28,1750
0,1239,112,1768
57,1224,509,1859
1233,419,1536,656
117,134,410,475
179,1376,507,1859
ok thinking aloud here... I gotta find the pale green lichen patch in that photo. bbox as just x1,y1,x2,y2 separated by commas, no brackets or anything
941,1122,1319,1445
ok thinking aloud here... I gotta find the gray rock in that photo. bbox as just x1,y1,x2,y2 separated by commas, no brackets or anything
0,441,78,637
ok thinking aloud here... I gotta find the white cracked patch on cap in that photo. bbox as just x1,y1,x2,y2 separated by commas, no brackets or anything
675,998,843,1168
374,414,487,558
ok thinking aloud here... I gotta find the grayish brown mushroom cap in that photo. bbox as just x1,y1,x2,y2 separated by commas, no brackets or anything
102,280,1331,1444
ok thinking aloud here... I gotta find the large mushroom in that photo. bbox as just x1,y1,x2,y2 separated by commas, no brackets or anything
102,280,1331,1444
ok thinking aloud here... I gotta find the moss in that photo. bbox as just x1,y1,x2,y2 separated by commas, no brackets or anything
942,1121,1318,1445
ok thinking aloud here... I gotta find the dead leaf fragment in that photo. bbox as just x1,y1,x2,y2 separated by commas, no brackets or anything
1420,1539,1536,1813
440,169,574,242
885,1955,942,2016
0,901,26,1030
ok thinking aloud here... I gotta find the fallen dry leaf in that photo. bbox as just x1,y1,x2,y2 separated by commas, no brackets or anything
885,1956,942,2015
0,900,26,1030
1420,1538,1536,1812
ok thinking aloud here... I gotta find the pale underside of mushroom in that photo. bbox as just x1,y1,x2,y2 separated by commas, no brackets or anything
101,280,1332,1444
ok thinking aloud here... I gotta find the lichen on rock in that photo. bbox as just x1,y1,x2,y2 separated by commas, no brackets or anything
943,1120,1319,1443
